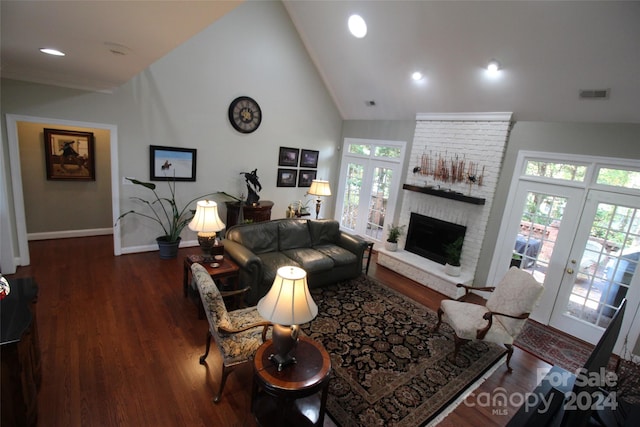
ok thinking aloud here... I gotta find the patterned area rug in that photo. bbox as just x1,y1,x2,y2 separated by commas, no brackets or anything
515,319,640,405
301,275,506,427
515,320,592,372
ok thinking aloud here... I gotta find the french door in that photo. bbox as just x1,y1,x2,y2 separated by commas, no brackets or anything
549,191,640,344
492,152,640,349
497,181,585,326
335,138,405,242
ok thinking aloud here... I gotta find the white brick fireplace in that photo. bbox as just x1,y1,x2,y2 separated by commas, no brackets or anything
377,113,512,298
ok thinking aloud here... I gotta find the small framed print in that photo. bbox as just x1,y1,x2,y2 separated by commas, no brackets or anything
150,145,197,181
278,146,299,167
44,128,96,180
277,168,298,187
298,169,317,187
300,149,319,168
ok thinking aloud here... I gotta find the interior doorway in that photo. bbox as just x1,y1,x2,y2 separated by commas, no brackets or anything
3,114,120,272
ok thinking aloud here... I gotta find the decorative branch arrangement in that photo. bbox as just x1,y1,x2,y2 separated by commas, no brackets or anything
413,151,485,189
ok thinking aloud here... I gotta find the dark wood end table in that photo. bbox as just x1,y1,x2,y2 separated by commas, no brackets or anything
183,254,240,318
252,336,331,427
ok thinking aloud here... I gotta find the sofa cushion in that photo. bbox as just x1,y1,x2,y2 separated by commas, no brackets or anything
282,248,335,273
227,221,278,254
314,245,358,266
278,219,311,251
309,219,340,246
257,252,301,286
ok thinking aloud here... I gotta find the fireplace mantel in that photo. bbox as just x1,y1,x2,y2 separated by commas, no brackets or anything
403,184,486,205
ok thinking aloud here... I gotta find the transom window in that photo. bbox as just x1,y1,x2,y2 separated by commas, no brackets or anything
597,168,640,190
525,160,587,182
523,158,640,192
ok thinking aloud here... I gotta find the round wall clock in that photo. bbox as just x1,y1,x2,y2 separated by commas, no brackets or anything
228,96,262,133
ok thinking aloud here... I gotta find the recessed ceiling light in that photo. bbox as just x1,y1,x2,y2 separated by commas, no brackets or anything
104,41,131,56
348,15,367,38
411,71,424,81
487,59,500,75
40,48,65,56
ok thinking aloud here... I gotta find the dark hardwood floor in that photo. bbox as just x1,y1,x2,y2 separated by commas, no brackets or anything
7,235,550,426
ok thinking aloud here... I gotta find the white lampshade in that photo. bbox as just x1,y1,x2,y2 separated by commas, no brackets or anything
188,200,225,232
308,179,331,197
257,266,318,326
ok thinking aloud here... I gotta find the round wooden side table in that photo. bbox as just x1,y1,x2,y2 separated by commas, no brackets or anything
252,336,331,427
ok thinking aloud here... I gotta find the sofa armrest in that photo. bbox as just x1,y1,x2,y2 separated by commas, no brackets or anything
223,240,263,303
338,232,368,260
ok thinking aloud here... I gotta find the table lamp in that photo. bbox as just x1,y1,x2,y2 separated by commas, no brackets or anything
257,266,317,371
307,179,331,219
188,200,225,261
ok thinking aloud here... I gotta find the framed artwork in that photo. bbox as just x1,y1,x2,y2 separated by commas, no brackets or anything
276,168,298,187
150,145,197,181
278,146,299,167
298,169,317,187
300,149,319,168
44,128,96,180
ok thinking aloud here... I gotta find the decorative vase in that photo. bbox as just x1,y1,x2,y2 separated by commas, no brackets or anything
156,236,181,259
385,241,398,251
445,263,461,277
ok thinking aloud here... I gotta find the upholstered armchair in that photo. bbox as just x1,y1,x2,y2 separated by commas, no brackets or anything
192,263,272,402
433,267,544,372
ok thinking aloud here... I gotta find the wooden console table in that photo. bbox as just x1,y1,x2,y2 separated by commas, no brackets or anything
225,200,274,228
183,253,240,318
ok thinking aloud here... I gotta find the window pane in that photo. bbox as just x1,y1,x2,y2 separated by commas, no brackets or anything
374,146,401,158
597,168,640,190
525,160,586,182
340,162,363,230
348,144,371,156
365,167,392,240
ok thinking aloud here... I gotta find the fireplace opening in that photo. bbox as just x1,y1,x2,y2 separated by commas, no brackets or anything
405,213,466,265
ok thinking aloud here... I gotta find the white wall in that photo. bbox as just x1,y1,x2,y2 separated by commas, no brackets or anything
0,1,343,257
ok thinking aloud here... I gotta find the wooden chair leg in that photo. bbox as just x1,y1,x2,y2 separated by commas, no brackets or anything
433,307,444,332
199,330,212,364
214,365,235,403
451,334,469,365
504,344,514,373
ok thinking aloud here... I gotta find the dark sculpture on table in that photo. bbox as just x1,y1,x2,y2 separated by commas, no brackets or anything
241,169,262,205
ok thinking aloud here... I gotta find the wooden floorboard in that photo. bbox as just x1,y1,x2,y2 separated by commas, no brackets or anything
7,236,551,426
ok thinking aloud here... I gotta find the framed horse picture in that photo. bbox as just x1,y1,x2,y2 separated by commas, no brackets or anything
149,145,197,181
44,128,96,180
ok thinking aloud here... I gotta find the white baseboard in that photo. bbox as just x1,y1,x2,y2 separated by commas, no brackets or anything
119,239,199,255
27,228,113,241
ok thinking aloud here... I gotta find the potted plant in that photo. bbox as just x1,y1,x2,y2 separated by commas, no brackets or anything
385,224,406,251
116,178,236,259
444,236,464,276
510,251,522,268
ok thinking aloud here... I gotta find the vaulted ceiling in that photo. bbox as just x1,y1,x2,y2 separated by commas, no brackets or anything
2,1,639,123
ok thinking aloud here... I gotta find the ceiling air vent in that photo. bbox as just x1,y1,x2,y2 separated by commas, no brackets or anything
579,89,610,99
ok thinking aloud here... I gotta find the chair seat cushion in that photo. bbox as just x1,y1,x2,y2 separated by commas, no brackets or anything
440,300,514,345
